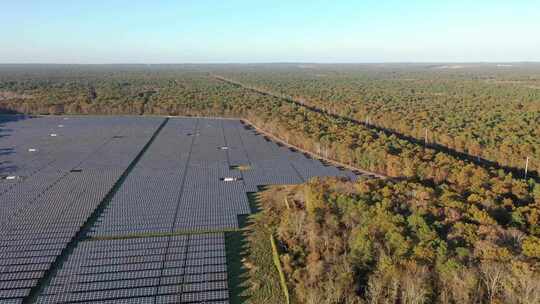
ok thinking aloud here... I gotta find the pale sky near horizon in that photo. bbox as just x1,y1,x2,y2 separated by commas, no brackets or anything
1,0,539,63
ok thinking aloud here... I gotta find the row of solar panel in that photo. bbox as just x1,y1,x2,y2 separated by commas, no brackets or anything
37,233,228,303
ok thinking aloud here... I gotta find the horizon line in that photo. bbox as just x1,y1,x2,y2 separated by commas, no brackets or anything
1,61,539,65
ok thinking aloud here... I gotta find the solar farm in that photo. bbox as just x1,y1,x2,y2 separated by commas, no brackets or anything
0,115,359,303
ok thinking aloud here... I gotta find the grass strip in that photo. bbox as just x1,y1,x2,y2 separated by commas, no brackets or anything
270,234,290,304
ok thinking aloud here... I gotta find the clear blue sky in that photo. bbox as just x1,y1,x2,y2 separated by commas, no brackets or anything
1,0,539,63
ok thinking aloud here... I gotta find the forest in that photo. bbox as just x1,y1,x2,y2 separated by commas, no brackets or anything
1,64,539,303
211,63,540,178
257,178,540,303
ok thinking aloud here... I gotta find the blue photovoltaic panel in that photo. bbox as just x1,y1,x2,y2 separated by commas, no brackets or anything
36,233,229,303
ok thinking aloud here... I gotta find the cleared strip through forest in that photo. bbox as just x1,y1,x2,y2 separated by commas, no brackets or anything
211,74,538,182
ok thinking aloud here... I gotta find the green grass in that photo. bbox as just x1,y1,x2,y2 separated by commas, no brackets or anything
226,190,286,304
239,215,286,304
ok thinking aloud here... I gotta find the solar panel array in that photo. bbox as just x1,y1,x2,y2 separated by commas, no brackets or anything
90,118,356,237
0,116,360,303
0,116,164,303
37,234,228,304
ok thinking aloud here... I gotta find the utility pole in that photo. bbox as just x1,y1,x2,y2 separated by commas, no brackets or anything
424,128,428,147
524,157,529,179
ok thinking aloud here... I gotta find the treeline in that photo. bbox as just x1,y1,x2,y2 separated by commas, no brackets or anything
0,67,253,116
258,178,540,303
211,64,540,177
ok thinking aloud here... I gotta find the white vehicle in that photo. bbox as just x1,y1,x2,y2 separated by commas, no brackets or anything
222,177,241,182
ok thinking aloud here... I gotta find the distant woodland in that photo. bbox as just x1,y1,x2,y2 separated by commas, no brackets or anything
1,64,539,303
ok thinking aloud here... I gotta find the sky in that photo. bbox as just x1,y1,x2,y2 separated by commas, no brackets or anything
1,0,539,63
